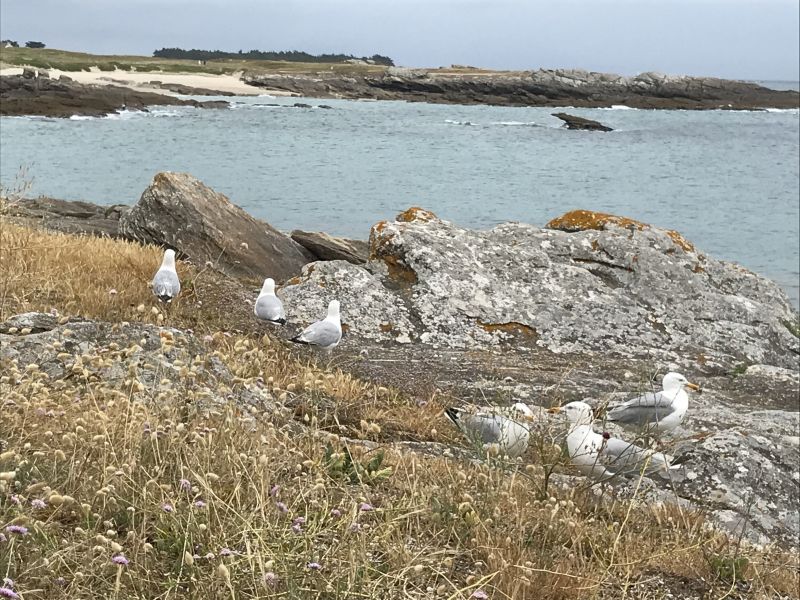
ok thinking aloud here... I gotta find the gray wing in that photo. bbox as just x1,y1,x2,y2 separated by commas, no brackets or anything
458,414,505,445
599,437,669,476
297,320,341,347
255,295,285,322
607,391,675,426
152,269,180,300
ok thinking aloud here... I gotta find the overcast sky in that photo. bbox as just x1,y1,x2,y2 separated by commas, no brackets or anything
1,0,798,80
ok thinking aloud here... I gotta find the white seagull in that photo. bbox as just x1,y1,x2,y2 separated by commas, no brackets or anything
606,372,701,433
549,401,683,482
254,278,286,325
290,300,342,352
151,249,180,303
445,403,535,459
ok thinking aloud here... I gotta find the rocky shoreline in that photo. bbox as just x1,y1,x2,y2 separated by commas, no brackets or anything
4,173,800,547
242,68,800,110
0,70,229,118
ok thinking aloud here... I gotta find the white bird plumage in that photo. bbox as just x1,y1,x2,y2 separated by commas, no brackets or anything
290,300,342,352
151,249,180,303
254,278,286,325
550,401,683,482
606,372,700,433
445,403,535,459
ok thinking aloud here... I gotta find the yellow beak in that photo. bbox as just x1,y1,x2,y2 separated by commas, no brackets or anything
547,406,562,414
686,382,701,393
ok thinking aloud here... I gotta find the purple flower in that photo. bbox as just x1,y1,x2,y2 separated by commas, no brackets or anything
9,496,20,505
179,478,191,491
263,572,277,585
292,516,306,526
269,484,280,497
349,523,361,532
307,562,322,570
31,499,46,509
275,501,288,513
471,591,489,599
0,587,19,599
162,503,174,513
112,554,129,566
219,548,233,557
193,500,207,509
291,524,302,534
54,577,67,586
5,526,27,536
204,552,215,560
359,503,374,512
330,508,341,518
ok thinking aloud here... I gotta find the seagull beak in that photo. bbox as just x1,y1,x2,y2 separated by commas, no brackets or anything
686,382,701,393
547,406,562,414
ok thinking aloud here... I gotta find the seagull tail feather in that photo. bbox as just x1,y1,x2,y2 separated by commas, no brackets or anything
444,407,461,425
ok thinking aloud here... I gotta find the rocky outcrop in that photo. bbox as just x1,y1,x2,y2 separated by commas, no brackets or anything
553,112,613,131
118,172,313,281
0,312,274,411
242,68,800,110
290,230,369,264
139,80,237,96
0,74,229,118
4,196,128,237
280,207,799,369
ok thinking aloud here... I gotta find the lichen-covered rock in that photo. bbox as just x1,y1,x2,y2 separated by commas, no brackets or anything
290,230,369,264
0,312,273,410
119,172,313,281
283,208,798,368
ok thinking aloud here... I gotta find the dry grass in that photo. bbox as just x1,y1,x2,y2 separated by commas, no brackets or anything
1,219,798,599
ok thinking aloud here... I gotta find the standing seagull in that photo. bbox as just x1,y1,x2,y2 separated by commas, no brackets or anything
606,372,701,434
151,249,180,303
549,401,683,482
290,300,342,352
445,403,535,459
254,278,286,325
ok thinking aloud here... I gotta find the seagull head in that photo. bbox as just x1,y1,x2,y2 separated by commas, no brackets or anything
511,402,535,420
662,372,701,393
260,278,276,295
327,299,340,319
548,401,594,425
162,248,177,269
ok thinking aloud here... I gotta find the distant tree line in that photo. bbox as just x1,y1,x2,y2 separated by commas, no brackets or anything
1,40,46,48
152,47,394,66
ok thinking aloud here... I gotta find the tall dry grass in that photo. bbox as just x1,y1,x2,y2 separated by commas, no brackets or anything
0,220,798,599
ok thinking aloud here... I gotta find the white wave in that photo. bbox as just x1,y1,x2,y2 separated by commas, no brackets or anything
258,93,276,99
68,114,96,121
444,119,476,126
765,108,799,114
491,121,538,126
598,105,636,110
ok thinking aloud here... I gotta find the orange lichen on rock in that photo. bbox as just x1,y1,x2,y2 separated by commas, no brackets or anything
382,255,418,286
478,321,538,340
665,230,696,253
379,322,394,333
396,207,438,223
546,209,647,232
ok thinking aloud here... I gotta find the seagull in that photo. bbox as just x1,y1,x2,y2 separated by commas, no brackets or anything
151,249,180,303
254,278,286,325
445,403,535,459
606,372,701,433
290,300,342,352
549,401,684,482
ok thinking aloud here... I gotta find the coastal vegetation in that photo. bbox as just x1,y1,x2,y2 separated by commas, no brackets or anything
1,193,799,598
153,47,394,66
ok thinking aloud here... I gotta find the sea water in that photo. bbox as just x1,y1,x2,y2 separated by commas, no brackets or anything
1,96,798,306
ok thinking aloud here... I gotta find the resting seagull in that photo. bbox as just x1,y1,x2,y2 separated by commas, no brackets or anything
290,300,342,352
445,403,535,459
151,249,180,303
549,401,683,482
606,372,700,433
254,278,286,325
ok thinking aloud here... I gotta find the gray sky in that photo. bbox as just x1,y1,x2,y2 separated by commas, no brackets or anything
1,0,798,80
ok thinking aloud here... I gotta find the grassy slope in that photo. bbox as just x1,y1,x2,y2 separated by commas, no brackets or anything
0,214,798,599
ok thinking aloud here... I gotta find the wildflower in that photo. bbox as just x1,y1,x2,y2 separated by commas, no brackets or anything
349,523,361,532
269,484,280,497
292,516,306,526
330,508,341,518
179,478,191,491
1,580,12,588
219,548,233,557
204,552,215,560
307,562,322,570
54,577,66,586
275,501,288,513
5,525,27,536
162,503,174,513
111,554,129,566
291,524,302,534
0,587,19,599
31,499,46,509
263,571,277,585
472,591,489,599
359,503,374,512
193,500,207,509
9,496,20,505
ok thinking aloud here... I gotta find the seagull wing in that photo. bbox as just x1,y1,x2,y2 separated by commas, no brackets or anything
294,319,341,348
255,295,286,323
152,269,180,301
607,391,676,427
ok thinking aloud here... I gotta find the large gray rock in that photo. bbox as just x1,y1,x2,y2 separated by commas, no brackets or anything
119,172,313,281
280,207,798,369
5,196,128,238
552,112,613,131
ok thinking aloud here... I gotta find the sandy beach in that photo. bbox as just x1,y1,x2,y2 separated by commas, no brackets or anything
0,66,290,96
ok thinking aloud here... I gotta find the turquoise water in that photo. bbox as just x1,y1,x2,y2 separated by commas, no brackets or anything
1,97,798,306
